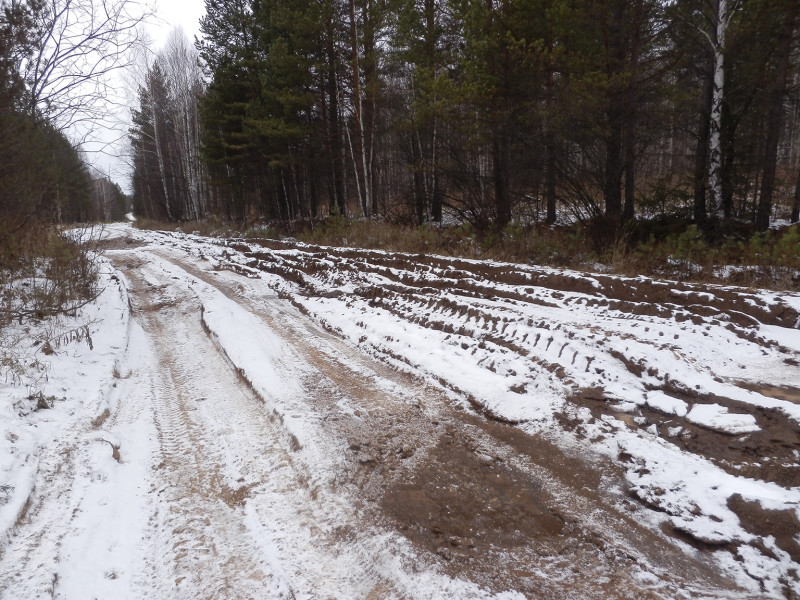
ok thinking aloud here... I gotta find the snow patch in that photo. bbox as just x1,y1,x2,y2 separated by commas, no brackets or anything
686,404,760,435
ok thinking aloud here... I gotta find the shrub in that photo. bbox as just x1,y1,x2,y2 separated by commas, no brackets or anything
0,226,100,328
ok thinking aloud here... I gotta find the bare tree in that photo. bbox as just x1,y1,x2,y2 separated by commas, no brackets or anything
22,0,148,131
161,28,206,220
129,28,208,222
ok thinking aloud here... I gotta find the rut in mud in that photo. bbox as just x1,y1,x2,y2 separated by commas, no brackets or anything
2,223,798,599
197,230,800,596
149,247,732,598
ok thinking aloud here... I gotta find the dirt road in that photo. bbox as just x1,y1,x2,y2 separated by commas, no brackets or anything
1,224,798,598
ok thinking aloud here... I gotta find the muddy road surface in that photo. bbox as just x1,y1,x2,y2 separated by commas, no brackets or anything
1,223,798,599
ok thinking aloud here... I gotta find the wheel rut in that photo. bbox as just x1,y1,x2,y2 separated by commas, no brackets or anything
145,245,749,599
113,251,412,599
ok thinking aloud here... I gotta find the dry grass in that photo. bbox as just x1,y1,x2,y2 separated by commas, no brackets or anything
91,409,111,429
134,216,800,290
1,225,101,327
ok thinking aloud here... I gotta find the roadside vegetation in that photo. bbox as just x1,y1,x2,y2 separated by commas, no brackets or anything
135,215,800,290
132,1,800,242
1,0,138,319
127,0,800,293
1,0,141,384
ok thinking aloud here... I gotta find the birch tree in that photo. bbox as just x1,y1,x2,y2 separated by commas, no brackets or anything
346,0,387,217
706,0,740,218
130,32,208,222
162,29,206,220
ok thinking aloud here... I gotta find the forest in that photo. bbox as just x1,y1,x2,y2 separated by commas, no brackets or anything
4,4,800,596
3,0,800,282
129,0,800,239
0,1,129,233
1,0,134,326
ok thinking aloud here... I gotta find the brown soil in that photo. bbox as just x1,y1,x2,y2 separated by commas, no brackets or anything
569,387,800,489
382,428,567,558
728,494,800,564
371,411,735,598
154,247,742,598
739,384,800,404
139,234,797,597
236,238,800,329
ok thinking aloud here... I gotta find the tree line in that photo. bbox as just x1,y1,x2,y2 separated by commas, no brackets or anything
1,0,145,328
129,0,800,234
1,0,138,257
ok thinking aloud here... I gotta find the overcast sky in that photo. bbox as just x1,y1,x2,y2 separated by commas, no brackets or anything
147,0,206,49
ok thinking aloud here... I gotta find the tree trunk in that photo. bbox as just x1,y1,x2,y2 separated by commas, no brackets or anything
708,0,728,219
544,134,557,224
424,0,441,223
347,0,368,217
326,28,346,216
345,119,364,216
604,118,624,222
544,61,557,225
412,133,426,225
309,168,318,220
152,109,173,221
493,133,511,229
623,118,636,223
363,0,377,217
603,1,626,225
721,114,735,219
756,2,797,232
693,72,713,226
792,164,800,222
622,0,643,224
431,119,442,222
320,90,335,213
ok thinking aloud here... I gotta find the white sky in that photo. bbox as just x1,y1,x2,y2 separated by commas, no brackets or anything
82,0,207,191
147,0,206,49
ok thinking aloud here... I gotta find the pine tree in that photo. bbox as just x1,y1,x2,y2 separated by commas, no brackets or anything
198,0,265,221
756,0,799,231
394,0,456,223
551,0,664,228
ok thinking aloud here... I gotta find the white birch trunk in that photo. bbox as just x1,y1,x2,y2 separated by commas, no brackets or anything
708,0,728,219
151,96,173,221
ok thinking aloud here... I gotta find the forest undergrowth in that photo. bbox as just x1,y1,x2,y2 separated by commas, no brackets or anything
134,216,800,291
0,226,102,385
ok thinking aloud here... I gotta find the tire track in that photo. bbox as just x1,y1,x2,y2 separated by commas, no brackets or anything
115,253,417,599
147,245,748,599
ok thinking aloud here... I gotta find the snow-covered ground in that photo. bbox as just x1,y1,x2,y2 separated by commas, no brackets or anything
1,222,798,598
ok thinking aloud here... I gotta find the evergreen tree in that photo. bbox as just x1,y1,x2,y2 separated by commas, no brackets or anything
393,0,457,224
185,0,800,233
551,0,664,227
198,0,265,221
